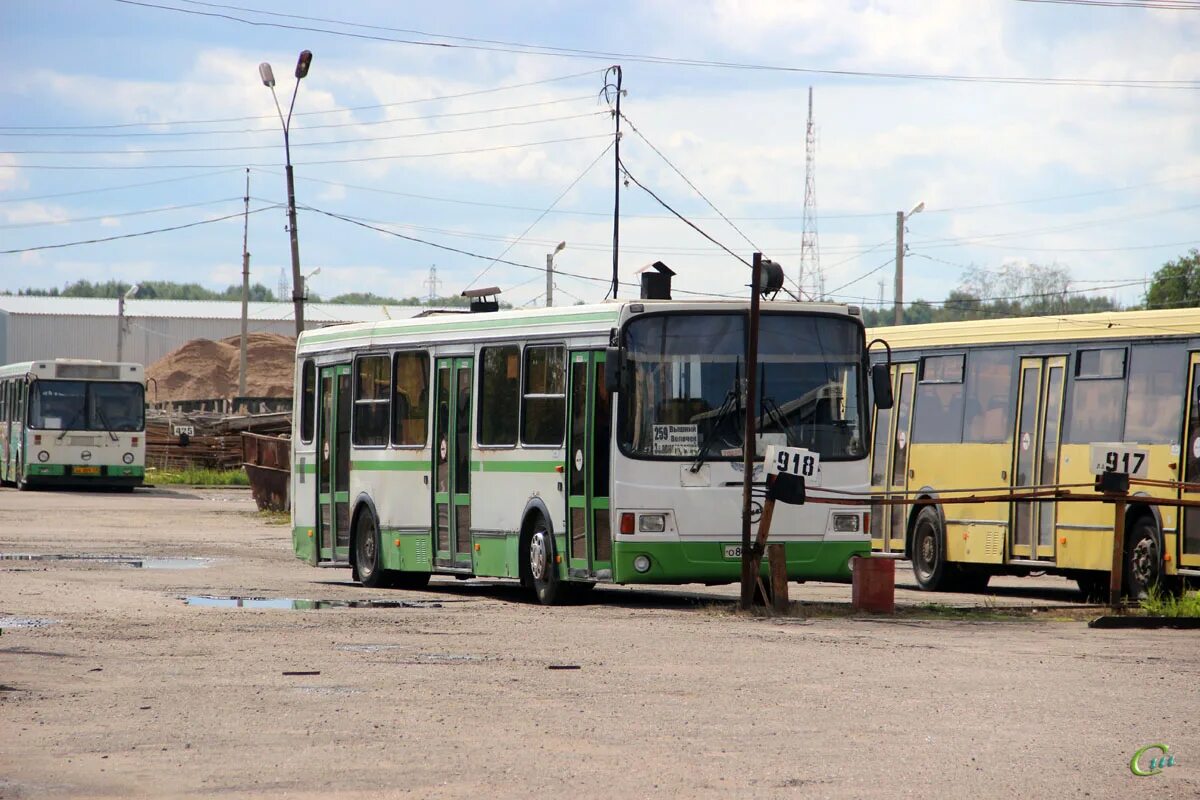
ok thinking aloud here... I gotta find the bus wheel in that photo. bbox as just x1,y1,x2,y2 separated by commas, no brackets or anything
528,516,562,606
353,509,388,589
1124,517,1162,600
911,507,948,591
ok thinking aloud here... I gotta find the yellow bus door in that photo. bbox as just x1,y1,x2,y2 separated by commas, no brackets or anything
1011,356,1065,561
1180,353,1200,569
882,365,916,553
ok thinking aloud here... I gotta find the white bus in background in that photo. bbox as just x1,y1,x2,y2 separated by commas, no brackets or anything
0,359,146,490
290,299,884,604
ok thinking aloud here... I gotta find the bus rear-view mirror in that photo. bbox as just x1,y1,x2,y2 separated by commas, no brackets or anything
871,363,893,409
605,346,623,394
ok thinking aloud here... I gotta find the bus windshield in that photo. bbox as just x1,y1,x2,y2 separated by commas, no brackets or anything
619,312,865,461
29,380,145,431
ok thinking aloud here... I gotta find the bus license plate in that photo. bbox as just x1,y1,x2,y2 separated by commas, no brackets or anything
723,544,742,560
73,466,100,475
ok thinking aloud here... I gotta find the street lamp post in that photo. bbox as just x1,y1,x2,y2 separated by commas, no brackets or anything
116,283,139,362
259,50,313,340
545,241,566,307
894,200,925,326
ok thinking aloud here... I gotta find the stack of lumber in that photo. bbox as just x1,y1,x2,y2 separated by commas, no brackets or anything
145,410,290,472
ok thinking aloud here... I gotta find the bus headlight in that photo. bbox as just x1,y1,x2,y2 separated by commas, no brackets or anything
38,450,49,463
123,452,134,464
639,514,666,533
832,513,861,533
632,555,652,573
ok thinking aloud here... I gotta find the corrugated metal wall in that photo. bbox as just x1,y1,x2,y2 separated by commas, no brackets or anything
3,314,302,366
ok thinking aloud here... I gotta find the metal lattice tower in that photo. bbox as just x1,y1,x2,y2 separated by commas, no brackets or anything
276,268,289,305
423,264,442,302
798,87,824,301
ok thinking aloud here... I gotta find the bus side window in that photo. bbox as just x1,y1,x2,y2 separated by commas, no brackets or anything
1124,344,1186,444
392,351,430,447
962,349,1014,443
300,360,316,443
352,355,391,447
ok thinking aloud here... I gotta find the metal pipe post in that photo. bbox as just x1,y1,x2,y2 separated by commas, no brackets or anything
739,253,763,610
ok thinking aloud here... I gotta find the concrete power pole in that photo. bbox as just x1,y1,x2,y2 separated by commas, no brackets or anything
894,210,904,326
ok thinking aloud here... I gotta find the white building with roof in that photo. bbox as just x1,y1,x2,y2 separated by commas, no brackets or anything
0,296,429,366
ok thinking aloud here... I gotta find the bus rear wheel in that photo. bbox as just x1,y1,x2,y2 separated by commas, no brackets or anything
911,507,948,591
528,516,563,606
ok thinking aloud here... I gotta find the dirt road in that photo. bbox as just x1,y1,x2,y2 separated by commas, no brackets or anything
1,487,1196,799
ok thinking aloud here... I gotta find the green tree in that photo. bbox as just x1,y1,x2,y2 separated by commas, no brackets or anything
1144,249,1200,310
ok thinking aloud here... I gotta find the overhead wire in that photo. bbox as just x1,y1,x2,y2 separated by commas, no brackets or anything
0,196,243,229
112,0,1200,90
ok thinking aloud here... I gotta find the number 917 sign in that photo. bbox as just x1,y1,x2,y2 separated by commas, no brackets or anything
764,445,821,487
1089,442,1150,478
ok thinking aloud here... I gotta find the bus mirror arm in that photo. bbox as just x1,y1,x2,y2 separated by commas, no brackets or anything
605,346,623,394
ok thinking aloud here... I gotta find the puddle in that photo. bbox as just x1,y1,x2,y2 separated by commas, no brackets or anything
184,596,442,610
0,616,58,628
0,554,209,570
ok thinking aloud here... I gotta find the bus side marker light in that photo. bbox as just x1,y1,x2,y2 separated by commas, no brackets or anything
474,543,481,551
1060,537,1067,545
394,538,401,547
620,513,635,535
1165,553,1172,562
962,532,968,540
554,465,564,473
555,554,562,564
307,530,314,538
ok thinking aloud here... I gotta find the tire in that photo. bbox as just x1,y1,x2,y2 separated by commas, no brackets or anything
910,506,949,591
353,508,388,588
1124,516,1163,600
527,515,563,606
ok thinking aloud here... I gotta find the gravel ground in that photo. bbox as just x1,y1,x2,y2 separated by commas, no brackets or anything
1,486,1196,799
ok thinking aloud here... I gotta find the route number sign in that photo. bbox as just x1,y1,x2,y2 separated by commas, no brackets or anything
764,445,821,487
1088,443,1149,478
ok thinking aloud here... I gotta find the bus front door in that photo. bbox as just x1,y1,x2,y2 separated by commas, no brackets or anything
566,350,612,578
317,364,352,564
1180,353,1200,569
872,364,915,554
1010,356,1065,561
433,357,474,570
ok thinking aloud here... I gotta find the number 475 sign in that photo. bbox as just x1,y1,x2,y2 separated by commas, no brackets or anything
1089,442,1150,478
764,445,822,487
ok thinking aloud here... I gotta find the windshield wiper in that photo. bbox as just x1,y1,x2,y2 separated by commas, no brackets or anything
94,405,119,442
689,358,742,473
55,409,85,441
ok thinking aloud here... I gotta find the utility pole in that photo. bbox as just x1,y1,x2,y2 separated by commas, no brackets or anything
116,283,138,362
238,169,251,397
893,201,924,325
545,241,565,308
604,66,623,300
739,253,764,611
894,211,904,326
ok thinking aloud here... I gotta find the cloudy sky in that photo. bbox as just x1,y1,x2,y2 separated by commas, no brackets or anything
2,0,1197,313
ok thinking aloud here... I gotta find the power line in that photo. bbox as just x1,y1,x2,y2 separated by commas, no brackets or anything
1015,0,1200,8
0,111,608,156
0,205,279,255
0,95,597,139
0,168,245,205
463,140,614,290
0,196,242,229
825,256,896,296
112,0,1200,90
0,68,602,131
13,133,613,170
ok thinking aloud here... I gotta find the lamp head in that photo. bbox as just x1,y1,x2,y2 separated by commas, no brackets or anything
295,50,313,80
258,62,276,88
124,283,140,299
554,241,567,254
908,201,925,217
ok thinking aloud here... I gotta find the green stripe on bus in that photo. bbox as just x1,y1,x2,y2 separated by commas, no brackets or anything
302,309,620,345
351,460,428,472
470,460,561,473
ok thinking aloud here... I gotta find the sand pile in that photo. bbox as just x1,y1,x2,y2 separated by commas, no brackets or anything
147,333,296,402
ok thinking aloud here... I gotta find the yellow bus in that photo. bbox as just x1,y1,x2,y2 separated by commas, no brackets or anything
867,308,1200,598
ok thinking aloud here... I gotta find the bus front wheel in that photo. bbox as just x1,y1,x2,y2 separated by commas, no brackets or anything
528,516,563,606
1124,516,1162,600
353,509,388,589
911,507,948,591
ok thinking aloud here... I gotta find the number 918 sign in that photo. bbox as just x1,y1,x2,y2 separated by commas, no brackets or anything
764,445,821,487
1088,442,1150,478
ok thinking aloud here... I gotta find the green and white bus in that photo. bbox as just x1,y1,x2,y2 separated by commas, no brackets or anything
0,359,146,490
290,300,881,604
